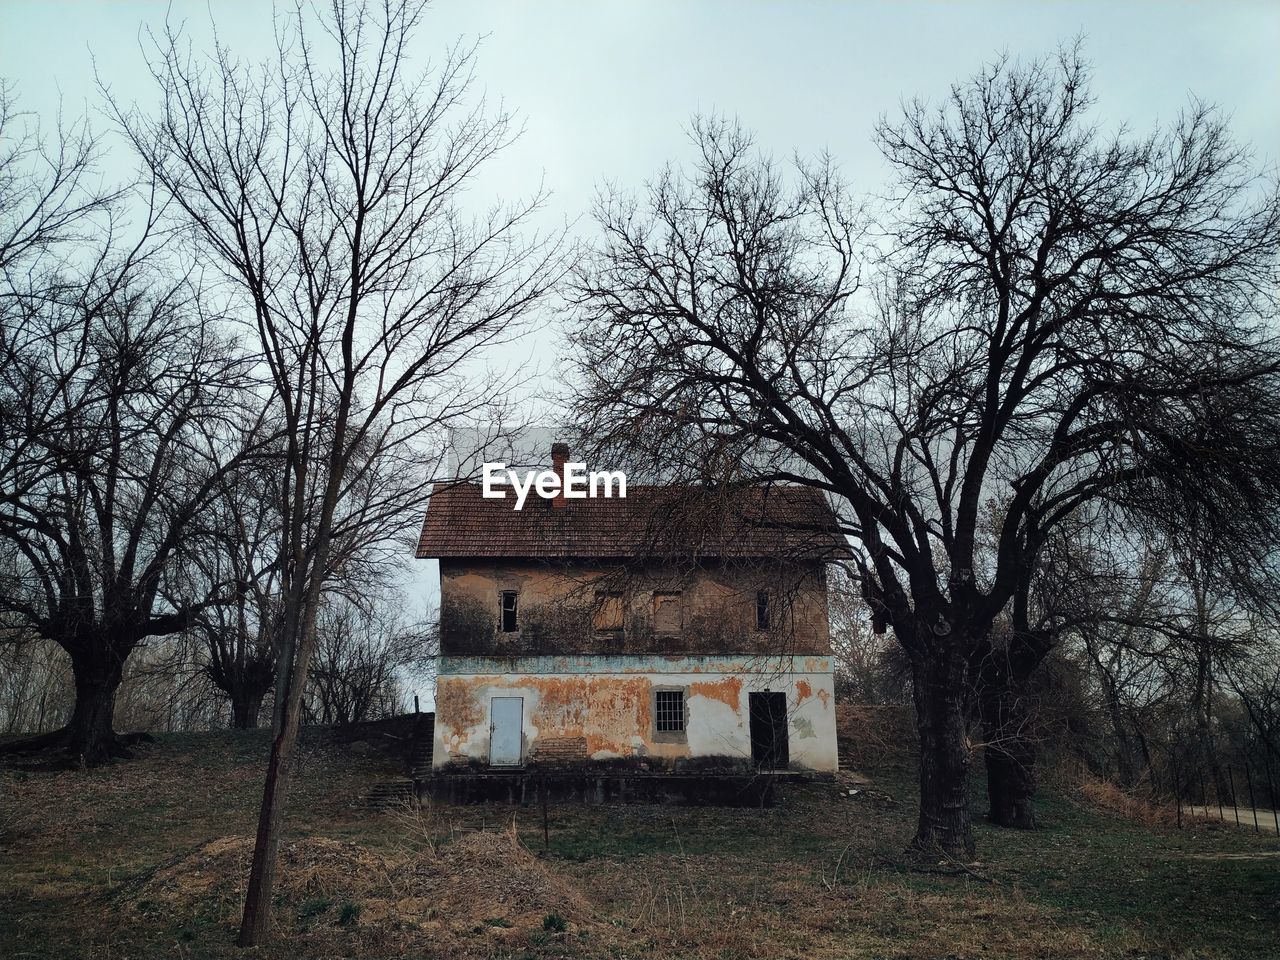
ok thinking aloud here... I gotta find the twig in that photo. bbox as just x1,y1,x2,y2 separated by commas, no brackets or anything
872,853,994,884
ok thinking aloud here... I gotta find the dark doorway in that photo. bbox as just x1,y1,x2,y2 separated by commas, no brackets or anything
749,691,789,769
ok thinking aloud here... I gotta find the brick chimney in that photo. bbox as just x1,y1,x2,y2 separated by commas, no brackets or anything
551,442,570,509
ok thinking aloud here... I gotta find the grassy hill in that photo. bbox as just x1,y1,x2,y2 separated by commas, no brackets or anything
2,716,1277,960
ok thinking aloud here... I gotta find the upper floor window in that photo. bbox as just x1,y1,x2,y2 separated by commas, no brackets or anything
756,590,771,631
499,590,519,632
594,591,624,632
652,591,682,635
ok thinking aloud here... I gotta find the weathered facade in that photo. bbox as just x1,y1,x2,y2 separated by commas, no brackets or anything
417,446,843,776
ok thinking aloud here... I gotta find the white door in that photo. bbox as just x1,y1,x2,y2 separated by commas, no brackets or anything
489,696,523,766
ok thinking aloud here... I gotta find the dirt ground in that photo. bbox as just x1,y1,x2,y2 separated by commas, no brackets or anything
2,723,1278,959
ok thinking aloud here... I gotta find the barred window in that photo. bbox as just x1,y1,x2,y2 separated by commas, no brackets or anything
655,690,685,732
756,590,771,630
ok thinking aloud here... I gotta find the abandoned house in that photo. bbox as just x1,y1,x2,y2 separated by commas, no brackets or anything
416,444,845,781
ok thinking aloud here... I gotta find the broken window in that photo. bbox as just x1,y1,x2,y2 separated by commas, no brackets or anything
499,590,519,632
655,690,686,732
593,591,624,632
756,590,771,630
652,591,682,634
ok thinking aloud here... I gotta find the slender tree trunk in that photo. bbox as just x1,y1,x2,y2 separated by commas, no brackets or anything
1097,665,1141,786
909,644,976,858
239,489,343,945
237,684,303,944
1190,649,1231,803
237,583,306,946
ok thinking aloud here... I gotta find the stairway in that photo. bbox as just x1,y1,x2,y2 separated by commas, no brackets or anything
363,778,416,808
362,712,434,810
409,713,435,778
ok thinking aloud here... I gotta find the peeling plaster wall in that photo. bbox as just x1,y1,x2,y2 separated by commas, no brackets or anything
433,654,838,772
439,559,832,655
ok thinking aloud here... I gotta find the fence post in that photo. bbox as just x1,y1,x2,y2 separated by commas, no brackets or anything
1173,758,1183,829
1216,762,1226,822
1264,754,1280,836
541,772,549,852
1244,760,1260,834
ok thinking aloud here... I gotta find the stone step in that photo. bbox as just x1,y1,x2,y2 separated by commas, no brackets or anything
367,781,414,796
361,713,434,808
363,779,417,808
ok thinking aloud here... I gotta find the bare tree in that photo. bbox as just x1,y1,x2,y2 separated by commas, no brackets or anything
0,79,123,289
1041,513,1276,800
0,259,264,763
190,461,283,730
569,49,1280,856
828,567,907,704
119,0,560,942
308,594,430,726
0,81,270,762
1,79,120,565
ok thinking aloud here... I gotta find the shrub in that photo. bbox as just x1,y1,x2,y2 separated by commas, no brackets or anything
542,912,567,933
298,897,331,919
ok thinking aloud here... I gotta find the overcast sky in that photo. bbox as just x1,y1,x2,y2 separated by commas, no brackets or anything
3,1,1276,386
4,2,1277,239
3,0,1277,703
3,1,1276,366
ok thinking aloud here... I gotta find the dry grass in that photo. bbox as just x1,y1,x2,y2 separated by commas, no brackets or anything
121,826,599,939
3,721,1278,959
1074,772,1176,828
834,703,918,771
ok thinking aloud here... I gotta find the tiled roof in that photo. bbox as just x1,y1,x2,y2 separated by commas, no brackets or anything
415,482,846,561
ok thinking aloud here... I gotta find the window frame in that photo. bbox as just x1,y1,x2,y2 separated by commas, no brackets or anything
593,590,625,633
499,590,519,633
755,590,771,631
652,686,688,742
652,590,683,636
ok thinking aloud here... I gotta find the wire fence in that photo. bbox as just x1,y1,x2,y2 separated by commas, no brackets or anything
1167,739,1280,835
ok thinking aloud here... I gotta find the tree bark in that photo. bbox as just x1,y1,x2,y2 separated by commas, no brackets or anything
239,498,340,945
236,693,302,945
230,688,266,730
909,646,976,858
65,653,126,764
982,720,1037,829
976,628,1050,830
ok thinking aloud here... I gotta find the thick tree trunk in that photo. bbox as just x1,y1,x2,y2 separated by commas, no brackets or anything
0,643,141,766
977,673,1038,828
230,689,266,730
909,647,976,859
65,655,126,764
976,629,1050,830
983,725,1037,829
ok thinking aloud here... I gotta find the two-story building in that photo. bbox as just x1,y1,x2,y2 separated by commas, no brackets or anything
416,445,843,777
